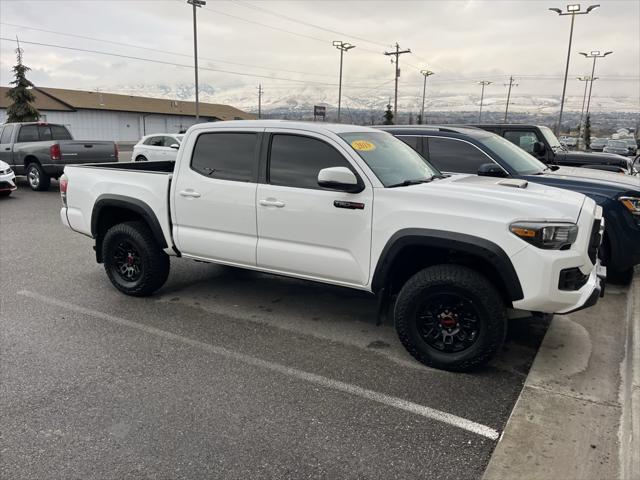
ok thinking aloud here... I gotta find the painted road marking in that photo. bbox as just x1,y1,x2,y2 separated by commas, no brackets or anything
18,290,500,440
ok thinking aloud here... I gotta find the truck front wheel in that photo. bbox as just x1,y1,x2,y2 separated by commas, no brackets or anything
102,221,170,296
26,162,51,191
394,264,507,372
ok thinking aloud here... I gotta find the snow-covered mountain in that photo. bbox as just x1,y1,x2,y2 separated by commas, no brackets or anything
107,82,638,116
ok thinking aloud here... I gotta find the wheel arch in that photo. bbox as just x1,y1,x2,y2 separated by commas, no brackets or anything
24,154,40,167
371,229,524,304
92,195,168,263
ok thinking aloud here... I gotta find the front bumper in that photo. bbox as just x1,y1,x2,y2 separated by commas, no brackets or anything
0,171,17,192
556,262,606,314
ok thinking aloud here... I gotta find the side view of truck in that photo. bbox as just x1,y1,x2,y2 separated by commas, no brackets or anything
0,122,118,191
60,120,605,372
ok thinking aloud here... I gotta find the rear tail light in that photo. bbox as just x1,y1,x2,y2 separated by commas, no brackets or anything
60,174,68,207
50,143,61,161
114,143,119,161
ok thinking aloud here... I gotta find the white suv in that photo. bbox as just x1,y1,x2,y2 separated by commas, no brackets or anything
131,134,184,162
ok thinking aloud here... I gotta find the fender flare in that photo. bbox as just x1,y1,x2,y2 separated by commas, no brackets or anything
91,194,168,249
371,228,524,301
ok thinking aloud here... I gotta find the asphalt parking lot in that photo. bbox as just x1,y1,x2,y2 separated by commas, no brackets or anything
1,180,553,480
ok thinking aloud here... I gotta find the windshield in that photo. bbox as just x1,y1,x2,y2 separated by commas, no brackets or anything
339,132,440,187
477,134,547,175
539,126,563,150
608,140,626,148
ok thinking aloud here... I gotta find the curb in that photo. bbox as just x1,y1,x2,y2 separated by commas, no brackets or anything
483,271,637,480
620,272,639,479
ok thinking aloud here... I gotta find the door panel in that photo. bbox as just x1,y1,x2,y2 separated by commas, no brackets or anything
173,130,261,266
256,131,373,286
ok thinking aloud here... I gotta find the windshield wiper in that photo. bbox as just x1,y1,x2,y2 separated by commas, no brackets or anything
387,177,434,188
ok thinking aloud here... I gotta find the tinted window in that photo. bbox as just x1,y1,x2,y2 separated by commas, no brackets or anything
397,135,420,152
427,137,490,174
145,136,164,147
191,132,257,182
504,130,540,154
38,125,53,141
269,134,352,189
51,125,72,140
0,125,13,144
17,125,39,142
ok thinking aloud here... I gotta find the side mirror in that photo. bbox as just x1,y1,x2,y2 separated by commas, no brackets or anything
533,141,546,155
170,143,180,150
477,163,508,178
318,167,362,193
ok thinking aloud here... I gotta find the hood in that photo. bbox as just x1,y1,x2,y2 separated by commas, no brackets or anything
0,160,10,171
557,150,631,167
552,166,640,189
405,174,586,222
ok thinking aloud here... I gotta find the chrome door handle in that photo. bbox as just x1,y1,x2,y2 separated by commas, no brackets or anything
259,199,285,208
179,190,201,198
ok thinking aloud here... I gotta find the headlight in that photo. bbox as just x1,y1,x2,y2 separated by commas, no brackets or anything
620,196,640,216
510,222,578,250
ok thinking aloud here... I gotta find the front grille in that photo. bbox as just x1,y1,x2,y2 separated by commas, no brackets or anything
559,267,589,291
587,219,603,264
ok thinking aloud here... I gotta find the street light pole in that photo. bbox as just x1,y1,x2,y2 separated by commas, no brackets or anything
420,70,434,124
257,84,263,119
187,0,206,122
333,41,355,123
384,43,411,121
581,50,612,119
477,81,492,122
549,4,600,134
503,76,518,122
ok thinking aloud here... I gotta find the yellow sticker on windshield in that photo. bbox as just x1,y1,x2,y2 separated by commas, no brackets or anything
351,140,376,151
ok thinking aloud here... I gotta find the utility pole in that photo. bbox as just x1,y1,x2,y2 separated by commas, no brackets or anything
384,43,411,120
333,41,355,123
257,84,263,119
548,4,600,134
503,76,518,122
477,81,492,122
187,0,206,121
577,76,593,132
581,50,612,120
420,70,434,124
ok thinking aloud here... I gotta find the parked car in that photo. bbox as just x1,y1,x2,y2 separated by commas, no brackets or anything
469,124,635,174
132,134,184,162
561,136,578,149
380,125,639,283
590,137,608,152
622,138,638,156
0,159,16,197
60,120,605,372
603,139,631,156
0,122,118,191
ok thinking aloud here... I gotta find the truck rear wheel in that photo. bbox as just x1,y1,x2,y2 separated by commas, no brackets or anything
26,163,51,191
102,221,170,296
394,264,507,372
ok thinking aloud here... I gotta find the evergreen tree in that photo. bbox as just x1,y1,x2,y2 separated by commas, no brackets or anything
383,103,394,125
5,46,40,123
583,114,591,150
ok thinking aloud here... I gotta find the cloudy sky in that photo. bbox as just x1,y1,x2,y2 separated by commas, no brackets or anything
0,0,638,112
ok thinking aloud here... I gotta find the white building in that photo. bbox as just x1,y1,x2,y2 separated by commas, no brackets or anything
0,86,255,142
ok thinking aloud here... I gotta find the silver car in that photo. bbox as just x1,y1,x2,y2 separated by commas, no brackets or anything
603,140,630,156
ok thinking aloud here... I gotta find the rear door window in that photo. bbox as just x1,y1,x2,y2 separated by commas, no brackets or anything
51,125,72,140
191,132,257,182
17,125,39,142
426,137,492,174
0,125,14,144
38,125,53,141
504,130,540,154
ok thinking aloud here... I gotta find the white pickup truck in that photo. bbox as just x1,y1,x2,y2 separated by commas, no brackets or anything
60,121,605,371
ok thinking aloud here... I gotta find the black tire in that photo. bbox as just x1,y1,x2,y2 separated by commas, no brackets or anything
102,221,170,296
607,266,634,286
135,155,148,162
26,162,51,191
394,264,507,372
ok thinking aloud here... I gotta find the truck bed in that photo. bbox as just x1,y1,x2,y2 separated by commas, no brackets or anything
62,162,175,252
70,160,176,173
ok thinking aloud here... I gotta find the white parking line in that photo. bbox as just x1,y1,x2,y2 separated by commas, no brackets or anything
18,289,500,440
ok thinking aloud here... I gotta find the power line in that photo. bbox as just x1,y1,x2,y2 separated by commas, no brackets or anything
232,0,391,49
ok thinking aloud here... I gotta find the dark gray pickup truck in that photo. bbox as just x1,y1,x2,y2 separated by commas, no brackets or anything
0,122,118,191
